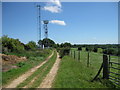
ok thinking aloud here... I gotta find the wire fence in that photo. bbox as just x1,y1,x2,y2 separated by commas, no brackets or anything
69,50,120,87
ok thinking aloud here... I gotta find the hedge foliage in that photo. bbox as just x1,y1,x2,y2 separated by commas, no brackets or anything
1,35,37,54
57,48,70,58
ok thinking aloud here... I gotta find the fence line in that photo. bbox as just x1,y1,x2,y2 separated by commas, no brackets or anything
70,50,90,66
78,51,80,61
69,50,120,87
87,52,90,67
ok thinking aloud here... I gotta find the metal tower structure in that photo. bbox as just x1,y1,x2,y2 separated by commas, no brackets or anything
37,5,42,48
43,20,49,39
43,20,49,47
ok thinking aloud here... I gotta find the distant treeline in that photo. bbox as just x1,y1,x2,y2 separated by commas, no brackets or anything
1,35,56,54
56,43,119,56
72,44,119,56
79,45,119,56
1,35,119,56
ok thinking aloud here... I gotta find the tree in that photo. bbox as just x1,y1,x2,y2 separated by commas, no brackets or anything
93,47,98,52
38,38,55,48
86,47,89,51
107,48,115,55
60,43,64,48
73,44,77,48
2,35,25,53
60,42,71,48
118,49,120,56
38,40,42,47
78,47,82,51
63,42,71,47
56,43,60,48
25,41,37,50
103,49,107,54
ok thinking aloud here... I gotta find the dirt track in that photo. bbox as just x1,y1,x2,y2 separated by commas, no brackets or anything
39,52,61,88
5,51,54,88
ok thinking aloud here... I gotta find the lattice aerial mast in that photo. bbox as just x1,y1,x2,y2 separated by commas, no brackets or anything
43,20,49,47
43,20,49,39
37,5,42,48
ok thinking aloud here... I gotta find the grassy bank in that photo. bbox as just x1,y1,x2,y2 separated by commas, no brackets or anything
2,49,52,86
53,56,107,88
17,50,57,88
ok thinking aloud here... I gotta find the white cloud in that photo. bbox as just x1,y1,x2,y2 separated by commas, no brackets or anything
50,0,61,7
50,20,66,26
43,0,62,13
43,6,61,13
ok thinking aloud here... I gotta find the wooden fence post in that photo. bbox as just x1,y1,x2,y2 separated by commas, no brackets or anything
87,52,89,67
103,54,109,79
78,51,80,61
109,54,110,63
71,50,72,57
69,50,71,56
74,51,75,59
70,50,71,56
72,50,73,58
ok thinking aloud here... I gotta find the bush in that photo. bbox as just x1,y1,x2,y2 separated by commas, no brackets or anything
107,48,113,55
86,47,89,51
2,35,25,53
2,46,9,54
85,47,93,52
93,47,98,52
25,41,37,50
102,48,118,55
103,49,107,54
118,49,120,56
78,47,82,51
16,62,26,67
58,48,70,58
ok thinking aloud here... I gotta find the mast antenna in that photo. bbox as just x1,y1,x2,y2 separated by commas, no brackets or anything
37,5,42,48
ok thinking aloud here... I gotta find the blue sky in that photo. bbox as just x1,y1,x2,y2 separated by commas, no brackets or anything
2,2,118,44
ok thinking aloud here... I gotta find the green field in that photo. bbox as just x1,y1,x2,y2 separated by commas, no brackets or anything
53,48,119,88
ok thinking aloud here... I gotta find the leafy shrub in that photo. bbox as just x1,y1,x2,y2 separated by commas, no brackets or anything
78,47,82,51
93,47,98,52
2,35,25,53
16,62,26,67
103,49,107,54
118,49,120,56
58,48,70,58
85,47,93,52
107,48,115,55
86,47,89,51
25,41,37,50
103,48,118,56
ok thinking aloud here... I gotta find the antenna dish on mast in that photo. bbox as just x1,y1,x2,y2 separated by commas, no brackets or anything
43,20,49,24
